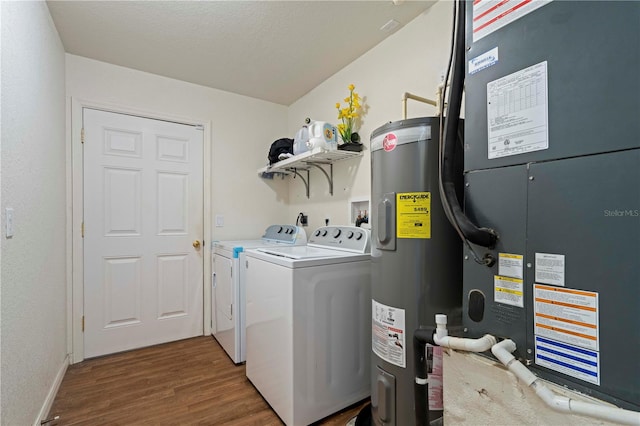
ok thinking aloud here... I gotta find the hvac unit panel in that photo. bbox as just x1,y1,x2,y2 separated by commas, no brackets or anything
525,149,640,409
462,165,528,352
464,1,640,172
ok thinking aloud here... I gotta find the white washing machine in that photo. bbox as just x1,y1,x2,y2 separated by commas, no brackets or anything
244,226,371,426
211,225,306,364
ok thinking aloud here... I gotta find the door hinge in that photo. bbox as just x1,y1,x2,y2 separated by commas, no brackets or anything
81,128,85,144
82,316,85,332
230,304,233,317
81,222,85,238
231,268,233,278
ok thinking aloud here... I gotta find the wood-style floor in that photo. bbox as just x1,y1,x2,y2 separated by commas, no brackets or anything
50,336,368,425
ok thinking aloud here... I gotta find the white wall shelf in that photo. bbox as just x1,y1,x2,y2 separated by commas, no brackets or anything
258,147,363,198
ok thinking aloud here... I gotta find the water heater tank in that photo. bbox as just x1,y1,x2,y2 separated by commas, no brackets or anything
369,117,462,425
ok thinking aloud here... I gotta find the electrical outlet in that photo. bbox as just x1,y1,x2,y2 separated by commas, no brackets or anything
300,215,308,226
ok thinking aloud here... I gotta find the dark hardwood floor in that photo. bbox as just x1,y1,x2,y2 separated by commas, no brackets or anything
50,336,368,425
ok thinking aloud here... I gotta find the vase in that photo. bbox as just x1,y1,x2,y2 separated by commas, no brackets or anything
338,142,363,152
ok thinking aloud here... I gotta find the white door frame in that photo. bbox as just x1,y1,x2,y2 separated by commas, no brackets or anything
68,97,212,363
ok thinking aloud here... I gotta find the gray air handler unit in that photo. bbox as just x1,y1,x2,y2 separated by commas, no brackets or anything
463,0,639,412
369,117,463,425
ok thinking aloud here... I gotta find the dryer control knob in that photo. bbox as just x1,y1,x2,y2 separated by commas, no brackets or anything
355,232,363,240
347,231,354,239
314,230,321,237
333,229,342,238
277,226,283,233
321,230,328,237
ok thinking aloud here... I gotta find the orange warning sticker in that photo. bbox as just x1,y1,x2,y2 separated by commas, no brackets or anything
534,284,599,350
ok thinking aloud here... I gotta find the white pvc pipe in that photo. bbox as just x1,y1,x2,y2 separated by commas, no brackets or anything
491,339,640,426
433,334,497,352
432,314,496,352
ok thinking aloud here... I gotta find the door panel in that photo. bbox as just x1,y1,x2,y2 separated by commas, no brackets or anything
83,108,203,358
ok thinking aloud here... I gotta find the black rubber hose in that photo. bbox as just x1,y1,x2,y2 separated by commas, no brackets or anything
414,328,438,426
442,0,497,248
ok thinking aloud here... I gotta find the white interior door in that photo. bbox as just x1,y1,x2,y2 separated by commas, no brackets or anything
83,108,204,358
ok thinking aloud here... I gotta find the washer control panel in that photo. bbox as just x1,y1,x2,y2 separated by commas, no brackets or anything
262,225,307,244
308,226,370,253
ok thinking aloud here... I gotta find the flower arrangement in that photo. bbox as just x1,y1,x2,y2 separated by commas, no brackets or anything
335,84,362,144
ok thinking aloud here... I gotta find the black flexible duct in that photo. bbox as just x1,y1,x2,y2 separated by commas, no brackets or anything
442,0,497,248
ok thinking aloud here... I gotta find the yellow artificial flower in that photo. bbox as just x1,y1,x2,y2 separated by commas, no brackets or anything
335,84,363,144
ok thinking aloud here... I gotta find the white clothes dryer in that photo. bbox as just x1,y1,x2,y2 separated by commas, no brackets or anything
211,225,306,364
244,226,371,426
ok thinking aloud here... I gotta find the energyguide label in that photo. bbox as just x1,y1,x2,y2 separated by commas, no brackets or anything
396,192,431,239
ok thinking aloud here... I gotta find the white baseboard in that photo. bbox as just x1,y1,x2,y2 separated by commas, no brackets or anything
34,354,69,426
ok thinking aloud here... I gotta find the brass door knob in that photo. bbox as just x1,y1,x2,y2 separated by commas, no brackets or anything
193,240,201,249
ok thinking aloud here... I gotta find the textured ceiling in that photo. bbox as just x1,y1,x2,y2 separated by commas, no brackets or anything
47,1,435,105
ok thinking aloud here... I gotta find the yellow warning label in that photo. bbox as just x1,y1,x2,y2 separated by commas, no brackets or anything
396,192,431,239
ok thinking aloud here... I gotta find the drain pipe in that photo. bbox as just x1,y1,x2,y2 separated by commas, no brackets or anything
414,328,443,426
432,314,496,352
492,340,640,426
430,314,640,425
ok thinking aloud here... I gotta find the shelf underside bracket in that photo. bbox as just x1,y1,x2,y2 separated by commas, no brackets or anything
288,168,310,198
308,163,334,196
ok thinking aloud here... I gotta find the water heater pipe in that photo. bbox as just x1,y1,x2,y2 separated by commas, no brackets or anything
402,92,437,119
492,340,640,426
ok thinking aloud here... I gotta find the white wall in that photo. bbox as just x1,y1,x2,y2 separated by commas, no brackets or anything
287,2,451,231
1,2,68,425
66,54,290,241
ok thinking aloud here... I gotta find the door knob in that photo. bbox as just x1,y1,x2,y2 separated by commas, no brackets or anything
193,240,201,249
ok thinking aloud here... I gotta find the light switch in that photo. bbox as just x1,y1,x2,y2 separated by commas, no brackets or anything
5,208,14,238
215,214,224,227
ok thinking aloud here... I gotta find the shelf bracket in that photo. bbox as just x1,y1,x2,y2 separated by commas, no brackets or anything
288,168,310,198
309,163,334,196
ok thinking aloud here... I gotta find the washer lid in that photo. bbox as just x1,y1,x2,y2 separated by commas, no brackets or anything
255,245,340,260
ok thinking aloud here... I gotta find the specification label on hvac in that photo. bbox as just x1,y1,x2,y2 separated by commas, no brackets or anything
372,300,406,368
396,192,431,239
487,61,549,159
534,284,599,351
472,0,553,42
